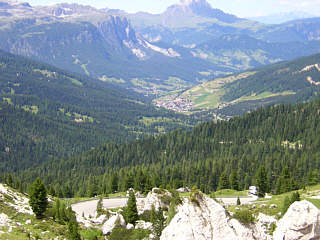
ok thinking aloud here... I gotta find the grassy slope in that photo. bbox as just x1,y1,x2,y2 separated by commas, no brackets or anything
163,53,320,116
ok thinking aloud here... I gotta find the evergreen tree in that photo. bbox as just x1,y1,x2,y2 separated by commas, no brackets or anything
308,170,318,186
97,195,103,216
282,192,300,216
150,206,165,238
6,174,13,187
110,174,118,193
276,167,296,194
237,196,241,206
66,207,81,240
230,170,240,191
55,199,61,222
256,166,269,197
29,178,48,218
124,190,138,225
218,172,230,190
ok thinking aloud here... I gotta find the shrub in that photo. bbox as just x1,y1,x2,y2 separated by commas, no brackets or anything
233,209,255,225
281,192,300,216
80,228,103,240
269,222,277,235
108,228,150,240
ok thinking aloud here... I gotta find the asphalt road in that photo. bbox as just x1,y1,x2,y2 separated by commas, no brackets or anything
216,196,258,206
71,198,128,218
71,195,258,218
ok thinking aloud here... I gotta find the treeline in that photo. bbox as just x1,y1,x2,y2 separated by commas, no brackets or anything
10,97,320,197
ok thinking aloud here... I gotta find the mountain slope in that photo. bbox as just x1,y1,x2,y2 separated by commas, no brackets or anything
257,18,320,43
0,50,194,172
192,34,320,71
250,12,316,24
0,2,223,92
129,0,261,46
155,53,320,116
18,97,320,196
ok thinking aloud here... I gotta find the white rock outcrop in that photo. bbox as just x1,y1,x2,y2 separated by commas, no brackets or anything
0,213,10,227
0,184,33,215
137,188,172,214
126,223,134,230
92,214,107,225
160,193,255,240
254,213,276,240
101,213,126,235
135,220,153,231
273,200,320,240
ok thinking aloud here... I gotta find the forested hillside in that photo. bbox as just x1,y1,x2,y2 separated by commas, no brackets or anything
0,50,194,172
14,98,320,197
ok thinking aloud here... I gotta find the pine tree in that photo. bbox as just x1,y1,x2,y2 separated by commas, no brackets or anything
150,206,165,238
256,166,269,197
110,174,118,193
308,170,318,186
276,167,295,194
66,207,81,240
230,170,240,191
97,195,103,216
237,196,241,205
125,190,138,225
218,172,230,190
29,178,48,218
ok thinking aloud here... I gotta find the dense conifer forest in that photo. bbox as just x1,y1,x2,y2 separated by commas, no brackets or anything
7,98,320,197
0,50,196,172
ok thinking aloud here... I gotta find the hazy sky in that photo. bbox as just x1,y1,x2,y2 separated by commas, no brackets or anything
27,0,320,17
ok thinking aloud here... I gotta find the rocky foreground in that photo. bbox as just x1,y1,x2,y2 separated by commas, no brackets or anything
1,184,320,239
73,188,320,240
161,192,320,240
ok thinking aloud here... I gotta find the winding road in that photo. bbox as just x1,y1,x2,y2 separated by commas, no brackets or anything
71,195,259,218
71,198,128,218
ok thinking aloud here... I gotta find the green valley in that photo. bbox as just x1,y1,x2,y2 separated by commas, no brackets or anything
155,54,320,117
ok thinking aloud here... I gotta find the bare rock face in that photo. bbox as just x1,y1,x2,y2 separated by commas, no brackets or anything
137,188,172,214
0,213,10,227
101,213,126,235
0,184,33,215
273,200,320,240
160,193,254,240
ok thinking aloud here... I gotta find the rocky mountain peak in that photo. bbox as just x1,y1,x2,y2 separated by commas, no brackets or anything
164,0,240,23
97,15,138,46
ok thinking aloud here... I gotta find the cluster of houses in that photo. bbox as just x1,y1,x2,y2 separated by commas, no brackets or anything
155,97,193,112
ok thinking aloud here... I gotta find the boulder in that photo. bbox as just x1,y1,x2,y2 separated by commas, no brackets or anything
160,193,255,240
0,213,9,226
126,223,134,230
137,188,172,214
273,200,320,240
269,204,277,209
92,214,107,225
135,220,153,231
101,213,126,235
25,219,31,225
126,188,144,198
254,213,276,240
176,187,191,193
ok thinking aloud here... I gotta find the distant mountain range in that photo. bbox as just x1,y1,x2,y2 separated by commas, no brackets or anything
0,0,319,95
250,12,317,25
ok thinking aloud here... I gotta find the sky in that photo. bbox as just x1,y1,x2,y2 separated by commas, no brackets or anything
26,0,320,17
